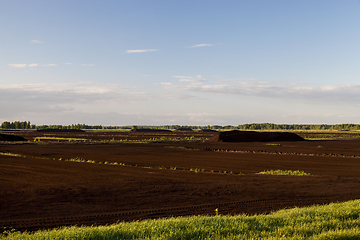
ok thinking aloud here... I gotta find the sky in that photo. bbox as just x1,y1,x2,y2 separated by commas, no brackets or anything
1,0,360,126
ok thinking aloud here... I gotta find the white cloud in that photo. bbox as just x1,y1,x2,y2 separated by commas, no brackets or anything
160,77,360,106
8,64,27,68
189,43,213,48
0,83,188,105
125,49,158,53
31,40,44,44
8,63,38,68
41,64,58,67
172,75,205,86
81,64,96,67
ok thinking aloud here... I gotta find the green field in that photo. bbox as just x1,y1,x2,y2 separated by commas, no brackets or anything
2,200,360,240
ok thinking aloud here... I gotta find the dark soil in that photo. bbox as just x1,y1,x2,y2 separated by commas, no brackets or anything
36,129,85,133
209,130,305,142
1,130,360,232
131,129,172,132
0,133,28,142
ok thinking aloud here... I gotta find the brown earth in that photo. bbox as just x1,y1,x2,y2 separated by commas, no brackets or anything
0,134,27,142
1,130,360,232
209,130,305,142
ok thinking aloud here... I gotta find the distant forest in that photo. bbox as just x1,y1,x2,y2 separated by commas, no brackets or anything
1,121,360,131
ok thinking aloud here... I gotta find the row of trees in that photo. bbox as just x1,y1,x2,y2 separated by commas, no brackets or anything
1,121,35,129
2,121,360,131
36,124,103,130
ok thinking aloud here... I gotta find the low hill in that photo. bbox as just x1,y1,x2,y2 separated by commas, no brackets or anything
0,133,27,141
209,130,305,142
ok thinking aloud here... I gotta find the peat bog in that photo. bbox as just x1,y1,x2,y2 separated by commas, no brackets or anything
1,130,360,232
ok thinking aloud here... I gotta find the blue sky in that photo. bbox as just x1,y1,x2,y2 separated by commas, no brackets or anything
1,0,360,126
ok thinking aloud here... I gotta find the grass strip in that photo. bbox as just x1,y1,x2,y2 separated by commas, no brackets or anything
0,152,24,157
34,137,88,142
257,169,311,176
2,200,360,239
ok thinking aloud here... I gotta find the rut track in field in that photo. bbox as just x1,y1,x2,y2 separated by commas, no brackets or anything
0,197,334,232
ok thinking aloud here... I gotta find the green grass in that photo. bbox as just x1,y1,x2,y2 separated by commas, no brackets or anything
265,143,281,146
257,169,311,176
0,152,23,157
2,200,360,239
34,137,88,142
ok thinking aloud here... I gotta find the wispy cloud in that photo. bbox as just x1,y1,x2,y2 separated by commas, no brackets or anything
41,64,58,67
8,63,38,68
188,43,213,48
172,75,205,86
31,40,45,44
125,49,158,53
81,64,96,67
160,77,360,106
0,83,188,106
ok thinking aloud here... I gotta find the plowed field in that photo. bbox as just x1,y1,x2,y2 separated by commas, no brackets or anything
1,130,360,232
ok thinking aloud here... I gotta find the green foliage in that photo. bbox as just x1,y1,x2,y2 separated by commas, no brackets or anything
3,121,360,131
34,137,88,142
257,170,311,176
3,200,360,239
1,121,32,130
0,152,23,157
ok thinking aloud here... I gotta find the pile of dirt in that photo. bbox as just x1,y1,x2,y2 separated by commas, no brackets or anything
131,129,172,132
0,133,28,141
209,130,305,142
36,129,85,133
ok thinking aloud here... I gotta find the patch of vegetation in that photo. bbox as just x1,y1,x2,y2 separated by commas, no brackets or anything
164,146,200,150
2,200,360,239
266,143,281,146
257,169,311,176
0,152,23,157
34,137,88,142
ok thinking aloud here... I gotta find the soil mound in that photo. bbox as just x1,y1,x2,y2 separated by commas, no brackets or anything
209,130,305,142
198,129,218,132
175,128,193,131
131,129,172,132
0,133,28,141
36,129,85,133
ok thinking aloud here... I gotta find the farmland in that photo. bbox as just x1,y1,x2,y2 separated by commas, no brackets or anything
1,129,360,233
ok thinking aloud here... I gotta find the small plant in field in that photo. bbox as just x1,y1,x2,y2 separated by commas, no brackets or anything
214,208,219,216
317,145,323,148
257,169,311,176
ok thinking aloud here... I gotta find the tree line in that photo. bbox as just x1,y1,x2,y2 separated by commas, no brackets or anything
2,121,360,131
0,121,102,130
